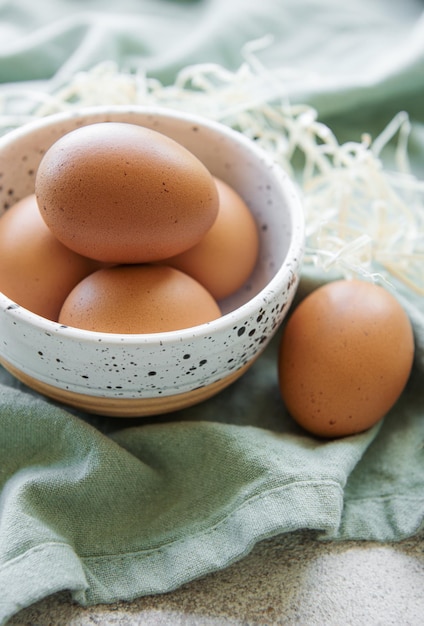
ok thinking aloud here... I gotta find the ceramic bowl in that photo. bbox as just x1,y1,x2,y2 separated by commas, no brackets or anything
0,105,304,416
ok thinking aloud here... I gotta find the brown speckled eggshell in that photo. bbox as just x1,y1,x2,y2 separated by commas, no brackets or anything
162,177,259,301
58,264,221,333
35,122,219,264
0,194,102,321
278,279,415,438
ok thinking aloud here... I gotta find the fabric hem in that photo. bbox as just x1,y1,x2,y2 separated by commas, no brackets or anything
75,479,344,605
0,541,88,626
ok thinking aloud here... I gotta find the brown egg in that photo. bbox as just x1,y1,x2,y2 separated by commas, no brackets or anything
0,195,102,321
35,122,219,264
162,177,259,300
278,279,415,438
58,264,221,333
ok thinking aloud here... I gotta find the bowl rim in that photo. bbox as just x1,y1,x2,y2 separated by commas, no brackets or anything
0,104,305,345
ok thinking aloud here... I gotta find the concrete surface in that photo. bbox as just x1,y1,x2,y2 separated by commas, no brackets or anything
8,528,424,625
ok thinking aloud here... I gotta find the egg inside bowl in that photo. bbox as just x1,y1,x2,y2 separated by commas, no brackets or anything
0,105,304,416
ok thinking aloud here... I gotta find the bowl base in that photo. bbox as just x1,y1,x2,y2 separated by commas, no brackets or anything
0,357,250,417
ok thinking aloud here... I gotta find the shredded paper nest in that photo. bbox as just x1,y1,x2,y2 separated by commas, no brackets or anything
0,38,422,295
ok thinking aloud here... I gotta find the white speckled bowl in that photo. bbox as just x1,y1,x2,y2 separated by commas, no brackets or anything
0,106,304,416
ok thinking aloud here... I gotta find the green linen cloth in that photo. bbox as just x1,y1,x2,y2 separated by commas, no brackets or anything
0,0,423,623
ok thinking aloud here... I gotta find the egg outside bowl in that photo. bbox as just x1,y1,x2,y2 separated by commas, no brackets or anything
0,105,304,417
